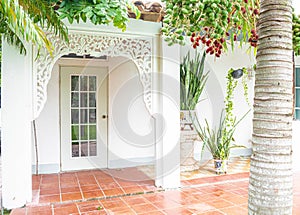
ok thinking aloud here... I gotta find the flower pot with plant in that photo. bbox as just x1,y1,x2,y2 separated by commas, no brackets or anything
180,51,209,130
193,67,250,174
193,110,249,174
179,51,209,171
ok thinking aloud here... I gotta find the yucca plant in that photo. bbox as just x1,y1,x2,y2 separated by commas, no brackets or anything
180,51,209,110
193,110,249,160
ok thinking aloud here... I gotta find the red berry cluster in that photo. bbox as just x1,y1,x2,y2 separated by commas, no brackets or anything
190,32,224,58
190,32,200,49
248,29,258,47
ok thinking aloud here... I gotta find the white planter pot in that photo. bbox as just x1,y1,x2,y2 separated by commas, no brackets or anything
180,110,199,172
214,159,228,174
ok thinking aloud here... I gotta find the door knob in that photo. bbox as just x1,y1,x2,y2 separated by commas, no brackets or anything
102,115,107,119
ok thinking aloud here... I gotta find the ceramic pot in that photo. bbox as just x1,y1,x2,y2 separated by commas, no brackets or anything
214,159,228,174
231,69,243,79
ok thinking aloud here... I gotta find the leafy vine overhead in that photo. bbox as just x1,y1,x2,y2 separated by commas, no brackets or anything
0,0,68,55
50,0,141,31
161,0,259,57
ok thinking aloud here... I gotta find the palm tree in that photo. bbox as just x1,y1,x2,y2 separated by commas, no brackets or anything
0,0,68,55
248,0,294,214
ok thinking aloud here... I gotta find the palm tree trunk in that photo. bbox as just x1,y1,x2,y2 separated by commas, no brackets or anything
248,0,294,214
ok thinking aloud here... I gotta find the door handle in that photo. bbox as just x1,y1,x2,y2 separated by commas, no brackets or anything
102,115,108,119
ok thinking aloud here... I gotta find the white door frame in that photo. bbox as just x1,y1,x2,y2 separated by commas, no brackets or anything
60,65,108,171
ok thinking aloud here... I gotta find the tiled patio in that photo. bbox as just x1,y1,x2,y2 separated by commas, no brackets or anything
8,157,300,214
30,168,160,205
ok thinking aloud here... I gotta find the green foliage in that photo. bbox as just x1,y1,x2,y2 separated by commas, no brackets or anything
51,0,140,32
0,0,68,55
0,0,139,55
194,110,248,160
193,68,250,160
293,13,300,56
1,208,12,215
180,51,209,110
224,68,249,133
0,36,1,86
224,69,238,132
241,68,249,105
161,0,259,56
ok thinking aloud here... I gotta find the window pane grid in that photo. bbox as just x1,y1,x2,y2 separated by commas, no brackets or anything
71,75,97,157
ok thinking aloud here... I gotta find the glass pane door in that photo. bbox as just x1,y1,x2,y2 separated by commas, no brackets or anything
71,75,97,157
60,66,108,171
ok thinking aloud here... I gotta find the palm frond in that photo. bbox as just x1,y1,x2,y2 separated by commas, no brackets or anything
0,0,68,55
19,0,68,41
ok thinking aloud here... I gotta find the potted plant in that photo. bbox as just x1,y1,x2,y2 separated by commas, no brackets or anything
180,51,209,130
193,67,250,174
193,111,249,174
179,51,209,172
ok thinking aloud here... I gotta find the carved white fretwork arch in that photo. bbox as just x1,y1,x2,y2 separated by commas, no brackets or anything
33,32,153,119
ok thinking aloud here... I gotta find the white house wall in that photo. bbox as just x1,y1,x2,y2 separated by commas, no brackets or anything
2,41,33,208
180,43,256,161
33,42,257,173
108,57,155,168
33,57,155,173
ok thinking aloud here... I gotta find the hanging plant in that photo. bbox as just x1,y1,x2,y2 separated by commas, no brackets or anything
225,68,250,130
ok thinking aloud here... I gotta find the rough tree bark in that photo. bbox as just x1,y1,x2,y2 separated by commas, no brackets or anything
248,0,294,214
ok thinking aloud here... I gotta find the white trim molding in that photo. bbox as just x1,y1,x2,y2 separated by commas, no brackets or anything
33,31,153,118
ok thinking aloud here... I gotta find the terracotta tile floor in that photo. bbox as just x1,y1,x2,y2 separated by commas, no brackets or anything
11,171,300,215
29,168,160,206
137,156,251,180
9,157,300,214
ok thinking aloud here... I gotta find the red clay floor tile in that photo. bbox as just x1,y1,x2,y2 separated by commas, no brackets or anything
27,205,52,215
130,203,158,213
53,203,79,215
197,211,224,215
163,207,194,215
40,187,60,195
60,186,81,193
9,168,300,215
102,187,124,196
121,196,149,205
10,208,26,215
61,192,83,201
100,198,127,208
82,190,105,199
76,200,102,213
138,211,166,215
219,206,248,215
39,194,61,204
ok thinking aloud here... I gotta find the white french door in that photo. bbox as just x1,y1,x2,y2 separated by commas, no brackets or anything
60,66,108,171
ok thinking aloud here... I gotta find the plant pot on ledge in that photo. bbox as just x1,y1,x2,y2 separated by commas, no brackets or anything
180,110,199,172
179,51,209,172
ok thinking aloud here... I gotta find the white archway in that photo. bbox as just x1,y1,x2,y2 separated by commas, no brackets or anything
33,32,153,118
